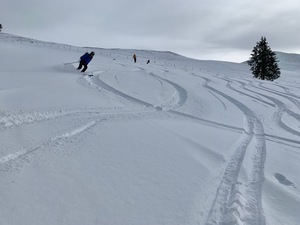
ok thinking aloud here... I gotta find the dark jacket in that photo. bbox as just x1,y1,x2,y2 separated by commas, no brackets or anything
80,52,93,65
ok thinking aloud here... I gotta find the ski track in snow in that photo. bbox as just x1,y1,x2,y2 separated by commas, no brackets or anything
0,121,97,173
80,67,244,136
194,72,299,224
79,66,298,225
1,36,300,225
0,110,72,130
78,67,267,225
81,68,188,111
0,107,166,173
217,77,276,108
86,73,154,108
148,72,188,107
223,77,300,136
199,76,267,225
79,66,297,225
199,75,300,145
200,73,299,225
0,62,192,172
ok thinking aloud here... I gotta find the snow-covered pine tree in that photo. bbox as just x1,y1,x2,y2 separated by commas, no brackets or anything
248,36,281,81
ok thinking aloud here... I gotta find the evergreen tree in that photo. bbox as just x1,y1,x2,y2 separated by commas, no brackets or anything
0,24,2,32
248,36,281,81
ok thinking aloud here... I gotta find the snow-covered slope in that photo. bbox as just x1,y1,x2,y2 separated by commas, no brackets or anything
276,51,300,72
0,33,299,225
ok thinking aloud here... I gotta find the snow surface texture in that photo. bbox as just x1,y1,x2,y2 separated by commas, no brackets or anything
0,33,299,225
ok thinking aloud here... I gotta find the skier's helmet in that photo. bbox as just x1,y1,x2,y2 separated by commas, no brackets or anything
90,51,95,56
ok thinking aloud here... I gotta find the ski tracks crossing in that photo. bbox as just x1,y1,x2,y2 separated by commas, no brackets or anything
0,107,160,174
82,66,271,225
0,63,189,175
87,66,269,224
1,61,285,225
201,78,267,225
222,77,300,136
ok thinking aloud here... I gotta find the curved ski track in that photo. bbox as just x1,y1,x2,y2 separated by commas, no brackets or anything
200,73,300,225
84,68,294,225
1,56,299,225
203,80,267,225
83,68,245,134
220,77,300,136
0,107,166,174
0,65,191,174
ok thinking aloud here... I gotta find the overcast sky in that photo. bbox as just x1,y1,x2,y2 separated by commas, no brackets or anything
2,0,300,62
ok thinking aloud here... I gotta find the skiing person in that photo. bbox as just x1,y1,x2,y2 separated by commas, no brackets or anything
146,59,150,64
133,53,137,63
77,51,95,72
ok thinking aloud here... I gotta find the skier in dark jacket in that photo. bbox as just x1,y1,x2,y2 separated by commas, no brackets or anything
133,53,137,63
77,51,95,72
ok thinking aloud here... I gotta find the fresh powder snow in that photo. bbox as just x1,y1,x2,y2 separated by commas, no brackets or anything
0,33,299,225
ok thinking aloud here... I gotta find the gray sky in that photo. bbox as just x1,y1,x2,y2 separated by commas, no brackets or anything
2,0,300,62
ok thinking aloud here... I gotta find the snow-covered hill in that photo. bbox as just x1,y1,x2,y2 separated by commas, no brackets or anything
0,32,299,225
276,51,300,72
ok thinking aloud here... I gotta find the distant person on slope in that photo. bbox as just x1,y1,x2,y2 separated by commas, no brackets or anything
133,53,137,63
77,51,95,73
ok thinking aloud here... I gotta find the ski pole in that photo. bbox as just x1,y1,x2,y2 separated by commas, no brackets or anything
64,61,78,65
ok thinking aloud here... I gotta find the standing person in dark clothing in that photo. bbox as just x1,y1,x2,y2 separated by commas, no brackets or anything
77,51,95,72
133,53,137,63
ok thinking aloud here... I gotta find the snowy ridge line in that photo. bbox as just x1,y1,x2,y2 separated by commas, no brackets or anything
0,121,97,166
204,85,266,225
0,32,83,52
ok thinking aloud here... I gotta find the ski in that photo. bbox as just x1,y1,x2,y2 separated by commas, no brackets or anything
82,73,93,77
